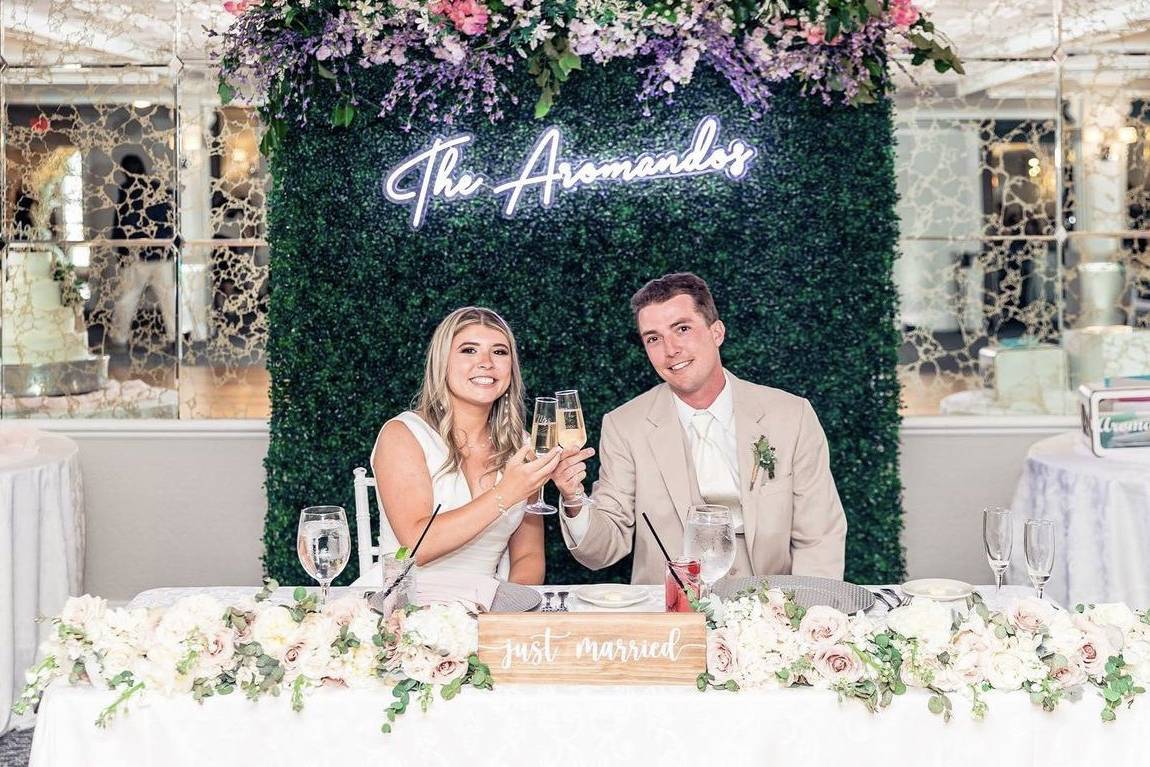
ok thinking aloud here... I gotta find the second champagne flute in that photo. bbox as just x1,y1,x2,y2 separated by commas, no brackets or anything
1024,519,1056,600
555,389,594,508
524,397,558,515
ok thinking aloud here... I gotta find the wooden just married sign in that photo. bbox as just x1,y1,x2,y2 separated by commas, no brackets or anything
476,613,707,684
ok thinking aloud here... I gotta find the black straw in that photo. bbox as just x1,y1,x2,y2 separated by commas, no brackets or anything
642,512,686,592
409,503,442,560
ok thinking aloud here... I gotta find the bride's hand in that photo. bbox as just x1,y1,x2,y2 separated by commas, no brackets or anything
498,444,562,506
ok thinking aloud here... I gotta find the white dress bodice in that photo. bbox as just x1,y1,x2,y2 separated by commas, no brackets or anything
351,411,521,587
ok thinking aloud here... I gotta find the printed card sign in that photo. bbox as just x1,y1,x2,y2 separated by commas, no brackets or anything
476,612,706,684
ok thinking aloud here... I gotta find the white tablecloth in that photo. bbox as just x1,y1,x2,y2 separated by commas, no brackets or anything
31,584,1139,767
0,432,83,734
1010,431,1150,608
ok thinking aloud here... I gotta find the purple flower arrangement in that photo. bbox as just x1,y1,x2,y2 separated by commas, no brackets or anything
214,0,962,153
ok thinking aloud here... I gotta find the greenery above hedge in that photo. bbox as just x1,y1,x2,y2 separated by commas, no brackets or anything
264,62,903,586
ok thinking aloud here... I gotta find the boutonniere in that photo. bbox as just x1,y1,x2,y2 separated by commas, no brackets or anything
749,435,776,490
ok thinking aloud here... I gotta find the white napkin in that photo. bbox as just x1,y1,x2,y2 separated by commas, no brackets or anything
412,571,500,612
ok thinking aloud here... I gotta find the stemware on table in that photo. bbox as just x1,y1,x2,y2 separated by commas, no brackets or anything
1024,518,1056,600
983,506,1013,593
682,504,735,597
296,505,351,606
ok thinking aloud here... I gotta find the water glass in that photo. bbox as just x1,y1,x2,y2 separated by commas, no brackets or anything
1024,519,1056,600
682,505,735,596
983,506,1013,592
378,553,419,619
665,557,702,612
296,505,350,606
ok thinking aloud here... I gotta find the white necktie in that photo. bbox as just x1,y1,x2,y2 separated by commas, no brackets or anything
689,411,742,531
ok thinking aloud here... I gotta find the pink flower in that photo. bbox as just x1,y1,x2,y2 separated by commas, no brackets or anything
432,0,489,36
805,24,826,45
889,0,920,29
30,115,50,134
223,0,249,16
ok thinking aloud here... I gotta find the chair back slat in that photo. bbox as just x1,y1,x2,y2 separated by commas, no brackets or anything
352,467,377,575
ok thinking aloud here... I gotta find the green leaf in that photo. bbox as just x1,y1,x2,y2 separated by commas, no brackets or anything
826,16,840,41
1101,707,1116,722
534,90,554,120
316,63,337,81
217,80,235,106
293,586,307,602
559,52,581,72
394,546,410,561
864,0,882,17
927,696,944,715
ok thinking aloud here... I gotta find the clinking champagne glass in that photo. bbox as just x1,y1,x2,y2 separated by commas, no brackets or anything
983,506,1012,593
296,505,350,606
682,505,735,597
1024,519,1056,600
524,397,559,515
555,389,594,509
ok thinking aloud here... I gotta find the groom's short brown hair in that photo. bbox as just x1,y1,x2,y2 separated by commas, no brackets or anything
630,272,720,326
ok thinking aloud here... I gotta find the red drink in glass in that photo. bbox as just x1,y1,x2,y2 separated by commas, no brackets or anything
665,558,702,612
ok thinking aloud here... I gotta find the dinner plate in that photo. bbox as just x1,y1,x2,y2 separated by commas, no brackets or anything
900,578,974,601
572,584,651,608
711,575,876,614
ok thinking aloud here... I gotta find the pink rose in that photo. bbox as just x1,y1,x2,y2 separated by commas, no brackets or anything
799,606,850,645
1050,662,1087,689
430,657,468,684
1006,598,1055,635
223,0,249,16
805,25,826,45
813,644,865,685
433,0,489,37
889,0,920,29
706,628,738,685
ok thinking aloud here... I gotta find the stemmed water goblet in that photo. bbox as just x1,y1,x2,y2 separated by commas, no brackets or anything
296,505,351,606
682,505,735,597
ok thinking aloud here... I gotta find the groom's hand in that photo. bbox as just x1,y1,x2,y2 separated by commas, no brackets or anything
553,447,595,512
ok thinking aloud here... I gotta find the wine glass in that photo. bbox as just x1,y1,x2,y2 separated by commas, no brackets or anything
296,506,350,606
555,389,594,509
682,505,735,597
1024,519,1056,600
524,397,558,515
983,506,1012,593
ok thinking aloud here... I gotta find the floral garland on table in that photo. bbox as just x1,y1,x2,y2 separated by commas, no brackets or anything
698,588,1150,722
14,581,493,734
214,0,963,153
23,583,1143,731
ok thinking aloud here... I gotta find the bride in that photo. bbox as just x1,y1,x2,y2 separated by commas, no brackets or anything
354,307,561,586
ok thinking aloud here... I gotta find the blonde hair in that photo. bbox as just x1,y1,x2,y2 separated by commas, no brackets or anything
414,307,526,478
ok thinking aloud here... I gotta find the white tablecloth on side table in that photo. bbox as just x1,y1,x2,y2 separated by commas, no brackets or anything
0,432,83,734
1010,431,1150,608
32,584,1135,767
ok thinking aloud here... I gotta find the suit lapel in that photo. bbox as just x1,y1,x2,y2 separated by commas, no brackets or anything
731,374,766,573
645,385,693,529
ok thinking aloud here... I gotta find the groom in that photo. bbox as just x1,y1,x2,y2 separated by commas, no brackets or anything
553,273,847,584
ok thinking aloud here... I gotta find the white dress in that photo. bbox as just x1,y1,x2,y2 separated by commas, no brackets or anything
352,411,522,586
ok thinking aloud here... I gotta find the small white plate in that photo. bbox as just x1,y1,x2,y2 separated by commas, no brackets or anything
901,578,975,601
573,584,651,608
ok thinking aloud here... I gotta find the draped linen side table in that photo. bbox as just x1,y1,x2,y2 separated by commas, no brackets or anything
1010,431,1150,608
0,431,83,734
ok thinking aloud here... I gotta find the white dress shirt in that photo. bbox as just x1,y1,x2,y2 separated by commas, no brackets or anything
564,373,743,543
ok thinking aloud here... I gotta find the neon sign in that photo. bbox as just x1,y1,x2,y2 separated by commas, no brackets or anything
382,115,757,229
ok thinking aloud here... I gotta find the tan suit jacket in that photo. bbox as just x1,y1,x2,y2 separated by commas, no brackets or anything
561,372,847,584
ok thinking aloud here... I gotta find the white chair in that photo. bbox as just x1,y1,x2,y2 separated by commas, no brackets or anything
353,467,510,579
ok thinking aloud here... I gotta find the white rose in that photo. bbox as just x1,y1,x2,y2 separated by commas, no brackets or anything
983,647,1045,691
706,627,738,685
886,601,954,651
323,595,365,627
61,595,107,634
250,605,302,658
404,605,477,660
799,606,851,645
1005,598,1056,635
1086,603,1139,634
399,647,439,684
1121,640,1150,687
812,643,865,686
141,643,193,695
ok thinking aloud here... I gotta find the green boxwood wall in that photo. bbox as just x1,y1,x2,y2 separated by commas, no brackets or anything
264,63,904,586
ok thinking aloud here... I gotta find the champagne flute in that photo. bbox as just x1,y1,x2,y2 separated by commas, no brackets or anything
1024,519,1056,600
983,506,1012,593
296,505,350,606
555,389,594,508
524,397,558,515
682,505,735,597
